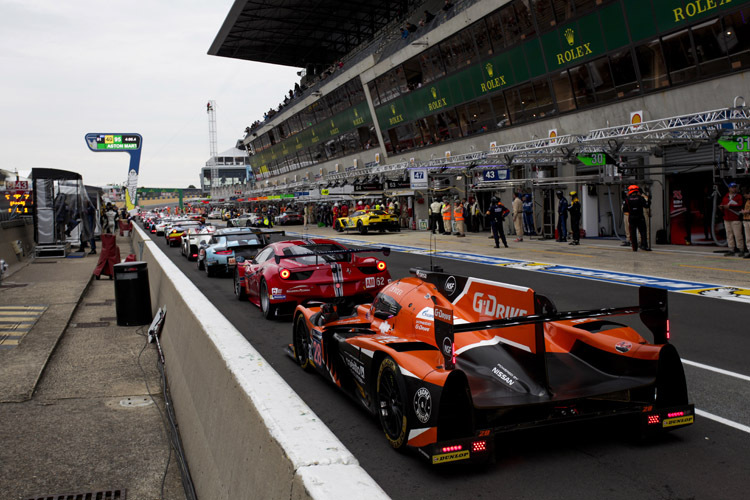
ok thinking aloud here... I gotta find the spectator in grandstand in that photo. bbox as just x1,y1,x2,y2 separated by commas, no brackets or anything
443,1,454,12
400,28,409,39
406,22,418,33
423,10,435,24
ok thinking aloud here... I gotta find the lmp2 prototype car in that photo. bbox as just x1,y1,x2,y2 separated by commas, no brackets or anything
234,238,391,319
336,210,400,234
289,268,694,465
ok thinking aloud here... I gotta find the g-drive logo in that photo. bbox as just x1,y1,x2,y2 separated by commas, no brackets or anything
472,293,527,319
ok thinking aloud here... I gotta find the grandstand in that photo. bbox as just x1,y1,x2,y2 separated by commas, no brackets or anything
210,0,750,244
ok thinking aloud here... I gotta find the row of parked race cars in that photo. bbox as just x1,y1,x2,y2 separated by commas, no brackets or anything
140,211,695,466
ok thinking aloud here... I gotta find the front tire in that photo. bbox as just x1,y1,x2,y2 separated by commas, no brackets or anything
234,268,247,301
260,279,276,319
357,221,368,235
293,314,313,371
377,356,410,449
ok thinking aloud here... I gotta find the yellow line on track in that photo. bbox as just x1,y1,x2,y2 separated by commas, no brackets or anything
678,264,750,275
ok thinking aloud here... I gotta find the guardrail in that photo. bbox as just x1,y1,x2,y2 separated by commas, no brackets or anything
132,224,389,500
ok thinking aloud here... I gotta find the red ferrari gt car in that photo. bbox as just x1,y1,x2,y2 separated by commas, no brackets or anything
289,268,694,464
234,238,391,319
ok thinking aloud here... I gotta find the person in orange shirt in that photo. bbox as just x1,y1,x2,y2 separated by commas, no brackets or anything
454,200,465,237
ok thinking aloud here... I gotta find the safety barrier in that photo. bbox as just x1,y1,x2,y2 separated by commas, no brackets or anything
132,224,388,500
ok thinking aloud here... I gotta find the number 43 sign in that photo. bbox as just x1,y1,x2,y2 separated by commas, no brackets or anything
718,136,750,152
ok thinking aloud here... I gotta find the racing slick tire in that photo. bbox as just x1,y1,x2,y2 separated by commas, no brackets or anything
197,258,205,270
357,221,368,235
234,268,247,301
336,221,344,232
260,279,277,319
376,356,411,450
293,314,314,371
205,262,215,277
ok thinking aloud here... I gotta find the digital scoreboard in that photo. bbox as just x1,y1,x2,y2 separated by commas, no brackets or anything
88,134,141,151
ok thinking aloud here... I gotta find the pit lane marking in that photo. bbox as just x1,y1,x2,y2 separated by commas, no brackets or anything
696,409,750,435
682,359,750,382
678,264,750,275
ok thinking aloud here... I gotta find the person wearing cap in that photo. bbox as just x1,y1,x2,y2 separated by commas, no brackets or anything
512,192,524,242
556,190,569,242
568,191,581,245
742,189,750,259
720,182,746,256
486,196,510,248
623,185,650,251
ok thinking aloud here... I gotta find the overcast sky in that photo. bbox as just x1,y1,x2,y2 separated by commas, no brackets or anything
0,0,300,188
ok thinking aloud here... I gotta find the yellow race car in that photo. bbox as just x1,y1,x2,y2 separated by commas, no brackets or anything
336,210,400,234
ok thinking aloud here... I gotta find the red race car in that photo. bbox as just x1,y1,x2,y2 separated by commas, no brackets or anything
234,238,391,319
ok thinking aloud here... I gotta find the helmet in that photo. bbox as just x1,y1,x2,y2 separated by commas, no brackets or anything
490,196,498,203
729,182,738,188
569,191,577,196
628,184,639,193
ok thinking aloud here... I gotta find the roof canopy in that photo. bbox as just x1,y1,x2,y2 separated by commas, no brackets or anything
208,0,415,68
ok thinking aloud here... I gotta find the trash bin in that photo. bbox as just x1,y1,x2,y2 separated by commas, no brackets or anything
113,261,153,326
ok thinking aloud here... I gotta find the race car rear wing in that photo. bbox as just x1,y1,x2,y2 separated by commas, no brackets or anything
273,247,390,265
416,269,668,379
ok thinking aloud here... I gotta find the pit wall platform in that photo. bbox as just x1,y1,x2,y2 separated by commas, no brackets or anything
132,224,388,500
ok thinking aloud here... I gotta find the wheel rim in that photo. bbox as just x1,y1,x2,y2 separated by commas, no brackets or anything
378,365,405,440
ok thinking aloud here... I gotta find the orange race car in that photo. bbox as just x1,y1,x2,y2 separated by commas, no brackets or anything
289,268,694,465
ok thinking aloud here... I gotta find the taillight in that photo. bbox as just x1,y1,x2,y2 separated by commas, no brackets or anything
441,445,462,453
215,250,233,255
668,411,684,418
280,269,291,280
666,319,670,340
471,440,487,452
647,414,661,425
191,254,198,258
376,260,387,271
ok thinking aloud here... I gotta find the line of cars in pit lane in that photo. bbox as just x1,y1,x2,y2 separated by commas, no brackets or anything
140,212,695,466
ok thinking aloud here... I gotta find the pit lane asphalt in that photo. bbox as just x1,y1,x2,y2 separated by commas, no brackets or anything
151,231,750,500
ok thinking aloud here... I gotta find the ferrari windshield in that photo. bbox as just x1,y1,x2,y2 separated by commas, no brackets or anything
282,244,349,264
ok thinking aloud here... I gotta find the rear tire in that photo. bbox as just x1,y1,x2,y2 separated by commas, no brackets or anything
260,279,276,319
197,258,205,270
205,262,214,277
293,314,313,371
377,356,410,449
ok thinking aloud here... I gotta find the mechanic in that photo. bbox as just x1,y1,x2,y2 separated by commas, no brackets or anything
623,185,650,251
512,192,524,242
441,197,453,235
522,193,535,235
454,199,466,237
720,182,746,257
487,197,510,248
471,198,483,232
568,191,581,245
556,190,569,242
